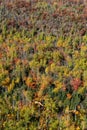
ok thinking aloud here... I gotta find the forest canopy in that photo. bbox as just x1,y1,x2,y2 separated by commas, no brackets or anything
0,0,87,130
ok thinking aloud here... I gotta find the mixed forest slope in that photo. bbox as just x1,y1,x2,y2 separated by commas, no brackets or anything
0,0,87,129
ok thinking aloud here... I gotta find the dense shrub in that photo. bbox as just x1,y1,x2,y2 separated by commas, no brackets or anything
0,0,87,130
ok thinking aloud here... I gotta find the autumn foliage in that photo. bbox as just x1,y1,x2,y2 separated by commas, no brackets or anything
0,0,87,130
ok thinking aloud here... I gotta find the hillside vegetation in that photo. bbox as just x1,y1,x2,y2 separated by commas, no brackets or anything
0,0,87,129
